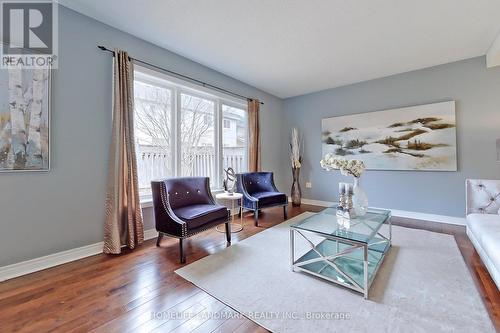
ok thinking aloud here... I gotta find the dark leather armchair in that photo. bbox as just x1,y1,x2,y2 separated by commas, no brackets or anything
236,172,287,226
151,177,230,263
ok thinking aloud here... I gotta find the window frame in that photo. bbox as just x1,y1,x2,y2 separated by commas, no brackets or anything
134,65,249,201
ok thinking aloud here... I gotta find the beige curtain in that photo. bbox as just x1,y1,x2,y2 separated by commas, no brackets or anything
248,99,261,172
104,50,144,254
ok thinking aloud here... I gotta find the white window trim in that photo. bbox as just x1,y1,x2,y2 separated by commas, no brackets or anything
136,65,247,107
134,65,249,205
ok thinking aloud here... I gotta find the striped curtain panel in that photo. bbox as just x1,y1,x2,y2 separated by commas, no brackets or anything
248,99,261,172
104,49,144,254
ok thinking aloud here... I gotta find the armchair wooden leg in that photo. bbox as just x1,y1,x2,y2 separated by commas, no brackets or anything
225,222,231,244
179,238,186,264
284,205,288,220
254,210,259,227
156,233,163,247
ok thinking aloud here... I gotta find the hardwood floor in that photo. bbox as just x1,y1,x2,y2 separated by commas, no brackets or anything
0,204,499,332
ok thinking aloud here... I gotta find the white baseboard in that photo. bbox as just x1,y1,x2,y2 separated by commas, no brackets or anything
293,197,466,226
144,228,159,240
0,228,158,283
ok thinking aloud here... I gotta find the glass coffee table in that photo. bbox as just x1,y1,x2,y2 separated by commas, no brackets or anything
290,207,391,299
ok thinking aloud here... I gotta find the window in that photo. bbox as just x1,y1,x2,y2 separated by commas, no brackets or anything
134,79,173,197
222,104,247,171
134,66,248,197
180,93,215,179
202,114,214,126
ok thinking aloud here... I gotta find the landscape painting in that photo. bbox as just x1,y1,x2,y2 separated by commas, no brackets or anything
0,68,50,171
321,101,457,171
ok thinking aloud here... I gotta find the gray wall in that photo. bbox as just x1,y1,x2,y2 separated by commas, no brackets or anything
282,57,500,217
0,7,284,267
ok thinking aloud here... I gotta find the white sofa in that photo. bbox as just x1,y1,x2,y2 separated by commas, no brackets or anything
466,179,500,289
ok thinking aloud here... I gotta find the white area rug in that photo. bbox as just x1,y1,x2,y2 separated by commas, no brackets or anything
175,213,494,332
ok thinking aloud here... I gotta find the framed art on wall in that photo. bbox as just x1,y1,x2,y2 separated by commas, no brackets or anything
321,101,457,171
0,67,51,171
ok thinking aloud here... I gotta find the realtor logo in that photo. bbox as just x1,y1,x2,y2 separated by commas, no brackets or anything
1,0,58,68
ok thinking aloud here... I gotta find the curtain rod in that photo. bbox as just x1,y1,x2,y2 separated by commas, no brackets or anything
97,45,264,105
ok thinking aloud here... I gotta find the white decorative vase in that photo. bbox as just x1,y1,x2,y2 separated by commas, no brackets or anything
353,177,368,216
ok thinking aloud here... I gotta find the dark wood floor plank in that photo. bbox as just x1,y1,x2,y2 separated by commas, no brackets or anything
3,272,185,332
0,204,498,333
232,319,268,333
210,309,247,333
190,305,231,333
167,295,227,333
130,292,210,333
90,284,203,333
149,302,206,333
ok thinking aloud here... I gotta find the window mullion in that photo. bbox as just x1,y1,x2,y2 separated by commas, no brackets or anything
174,88,181,177
215,99,222,188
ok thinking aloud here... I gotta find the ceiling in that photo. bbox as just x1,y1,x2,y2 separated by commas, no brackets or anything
60,0,500,98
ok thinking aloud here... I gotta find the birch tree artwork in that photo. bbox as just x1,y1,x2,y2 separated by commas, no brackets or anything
0,67,50,171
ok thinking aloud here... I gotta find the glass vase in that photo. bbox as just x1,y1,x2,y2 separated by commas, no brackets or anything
353,177,368,216
291,167,302,207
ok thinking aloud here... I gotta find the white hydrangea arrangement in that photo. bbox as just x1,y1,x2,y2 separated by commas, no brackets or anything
320,153,365,178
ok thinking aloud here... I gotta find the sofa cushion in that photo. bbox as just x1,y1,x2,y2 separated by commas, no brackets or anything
174,204,228,230
466,213,500,249
252,191,287,207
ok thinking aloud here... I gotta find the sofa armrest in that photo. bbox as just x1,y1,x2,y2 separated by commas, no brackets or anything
151,180,187,237
236,174,258,210
466,179,500,215
204,177,218,205
268,173,281,193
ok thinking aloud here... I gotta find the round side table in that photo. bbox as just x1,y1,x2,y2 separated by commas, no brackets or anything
215,192,244,233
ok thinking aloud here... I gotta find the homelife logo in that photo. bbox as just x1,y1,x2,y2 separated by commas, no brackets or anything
1,0,58,68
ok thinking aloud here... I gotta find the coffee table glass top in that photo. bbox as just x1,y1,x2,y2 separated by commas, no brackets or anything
291,207,391,244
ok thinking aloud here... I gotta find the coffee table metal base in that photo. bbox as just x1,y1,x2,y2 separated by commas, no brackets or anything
290,223,391,299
